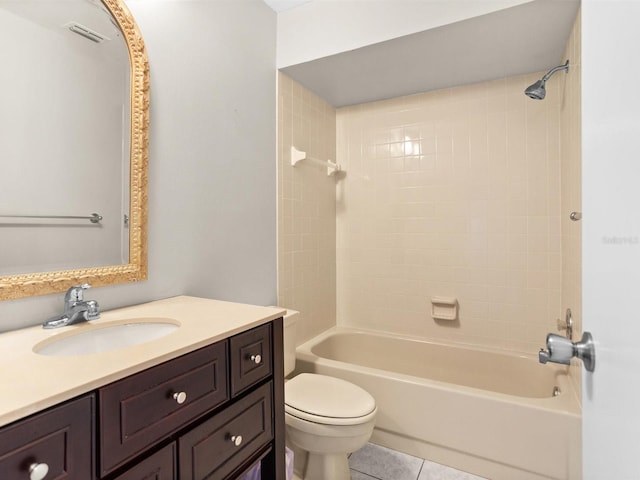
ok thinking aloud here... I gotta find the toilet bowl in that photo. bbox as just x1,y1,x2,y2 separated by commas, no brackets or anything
280,309,377,480
285,373,376,480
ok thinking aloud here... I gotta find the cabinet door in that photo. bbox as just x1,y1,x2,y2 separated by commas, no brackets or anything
179,382,273,480
0,394,94,480
229,324,272,397
113,443,176,480
100,341,228,476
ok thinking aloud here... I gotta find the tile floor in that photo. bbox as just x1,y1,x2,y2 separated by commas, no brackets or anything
348,443,487,480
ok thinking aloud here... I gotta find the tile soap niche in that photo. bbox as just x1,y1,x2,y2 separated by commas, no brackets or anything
431,297,458,321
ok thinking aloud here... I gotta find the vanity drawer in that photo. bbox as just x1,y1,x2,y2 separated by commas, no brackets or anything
229,323,272,396
179,381,273,480
99,341,228,476
0,394,94,480
113,442,176,480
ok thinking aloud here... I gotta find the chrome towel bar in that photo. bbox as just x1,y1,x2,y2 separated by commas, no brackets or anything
0,213,102,224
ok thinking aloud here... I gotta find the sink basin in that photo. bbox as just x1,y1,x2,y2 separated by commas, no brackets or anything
34,319,180,356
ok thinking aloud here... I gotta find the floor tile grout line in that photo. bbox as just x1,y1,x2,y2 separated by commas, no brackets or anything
350,442,428,480
351,442,488,480
415,459,425,480
350,467,385,480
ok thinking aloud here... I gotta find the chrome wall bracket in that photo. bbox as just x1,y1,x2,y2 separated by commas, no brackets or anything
557,308,574,340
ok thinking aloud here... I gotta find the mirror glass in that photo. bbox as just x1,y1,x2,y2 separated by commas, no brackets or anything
0,0,148,300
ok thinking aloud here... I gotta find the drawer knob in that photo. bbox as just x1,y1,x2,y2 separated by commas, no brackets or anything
250,354,262,364
29,463,49,480
230,435,243,447
172,391,187,404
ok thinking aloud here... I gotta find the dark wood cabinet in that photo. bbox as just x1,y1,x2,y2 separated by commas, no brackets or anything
0,318,285,480
113,443,177,480
229,324,272,397
99,341,229,476
179,381,273,480
0,394,94,480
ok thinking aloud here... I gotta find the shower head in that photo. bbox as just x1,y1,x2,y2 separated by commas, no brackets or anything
525,79,547,100
524,60,569,100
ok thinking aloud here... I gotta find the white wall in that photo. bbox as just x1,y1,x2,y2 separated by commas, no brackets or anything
581,1,640,477
0,0,277,332
276,0,533,68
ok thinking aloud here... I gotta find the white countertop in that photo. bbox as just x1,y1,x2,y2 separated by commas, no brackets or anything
0,296,285,428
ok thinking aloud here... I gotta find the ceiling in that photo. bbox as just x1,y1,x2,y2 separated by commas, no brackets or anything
279,0,580,107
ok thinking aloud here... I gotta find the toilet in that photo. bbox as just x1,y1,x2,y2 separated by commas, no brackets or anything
282,309,377,480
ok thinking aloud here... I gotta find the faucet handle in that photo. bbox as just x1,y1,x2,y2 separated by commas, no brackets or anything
85,300,100,321
64,283,91,303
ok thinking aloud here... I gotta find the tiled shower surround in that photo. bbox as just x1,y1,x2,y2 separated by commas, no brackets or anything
278,13,580,359
335,72,568,354
277,73,337,344
560,9,582,401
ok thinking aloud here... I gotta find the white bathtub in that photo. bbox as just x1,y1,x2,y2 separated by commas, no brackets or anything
294,328,581,480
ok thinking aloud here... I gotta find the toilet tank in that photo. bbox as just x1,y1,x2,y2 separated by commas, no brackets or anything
281,308,299,377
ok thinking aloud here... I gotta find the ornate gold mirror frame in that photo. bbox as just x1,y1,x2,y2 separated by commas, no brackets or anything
0,0,149,301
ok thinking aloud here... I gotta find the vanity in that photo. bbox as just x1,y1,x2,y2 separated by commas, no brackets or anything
0,297,286,480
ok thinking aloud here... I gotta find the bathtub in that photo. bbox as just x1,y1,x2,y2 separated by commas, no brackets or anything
294,328,581,480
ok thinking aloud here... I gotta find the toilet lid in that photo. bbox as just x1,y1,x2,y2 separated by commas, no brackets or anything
285,374,376,424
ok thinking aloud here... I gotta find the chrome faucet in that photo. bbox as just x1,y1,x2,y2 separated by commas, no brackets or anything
539,332,596,372
43,284,100,329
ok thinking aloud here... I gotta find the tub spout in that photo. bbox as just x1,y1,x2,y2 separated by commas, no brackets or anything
539,334,573,366
538,348,550,364
538,332,596,372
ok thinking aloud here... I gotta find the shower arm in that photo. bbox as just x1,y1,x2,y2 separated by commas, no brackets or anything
541,60,569,83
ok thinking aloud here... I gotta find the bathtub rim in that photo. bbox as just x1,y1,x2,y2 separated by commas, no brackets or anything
295,326,581,417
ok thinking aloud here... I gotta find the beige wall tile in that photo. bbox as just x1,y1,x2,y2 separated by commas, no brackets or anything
560,9,582,405
277,73,337,345
336,69,570,355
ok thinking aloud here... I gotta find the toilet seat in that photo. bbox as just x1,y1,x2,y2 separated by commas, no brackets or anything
285,373,376,426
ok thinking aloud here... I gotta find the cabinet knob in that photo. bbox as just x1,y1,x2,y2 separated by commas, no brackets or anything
250,354,262,364
230,435,243,447
29,463,49,480
172,391,187,404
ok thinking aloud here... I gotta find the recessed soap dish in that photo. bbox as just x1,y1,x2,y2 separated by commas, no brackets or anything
431,296,458,321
